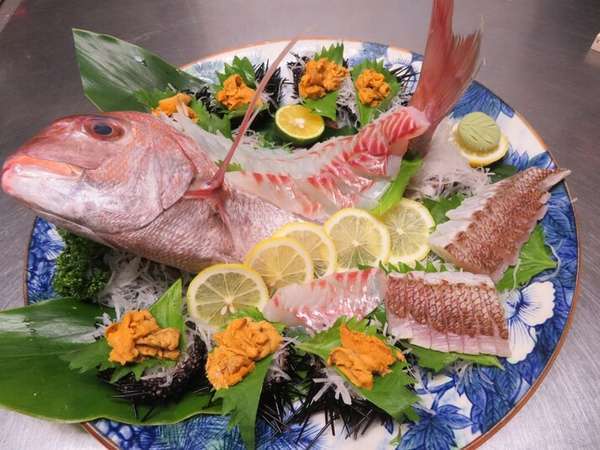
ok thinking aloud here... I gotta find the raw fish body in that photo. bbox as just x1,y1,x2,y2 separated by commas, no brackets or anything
385,271,510,356
263,268,386,331
429,168,570,281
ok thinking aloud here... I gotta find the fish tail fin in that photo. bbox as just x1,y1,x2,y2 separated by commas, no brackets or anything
410,0,482,150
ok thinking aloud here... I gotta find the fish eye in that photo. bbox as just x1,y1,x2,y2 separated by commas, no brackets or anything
83,116,124,141
93,123,113,136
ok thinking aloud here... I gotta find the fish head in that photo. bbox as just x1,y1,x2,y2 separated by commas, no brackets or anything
2,111,210,235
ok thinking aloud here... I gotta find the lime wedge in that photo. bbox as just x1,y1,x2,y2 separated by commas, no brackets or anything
275,104,325,144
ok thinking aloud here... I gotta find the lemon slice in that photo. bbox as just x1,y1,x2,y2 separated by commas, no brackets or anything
244,237,314,293
380,198,435,265
187,263,269,326
458,133,509,167
273,222,337,278
324,208,391,270
275,104,325,144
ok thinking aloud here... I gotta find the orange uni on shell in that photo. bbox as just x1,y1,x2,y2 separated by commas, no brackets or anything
104,310,181,365
327,324,400,390
355,68,391,108
299,58,349,100
152,92,197,120
216,74,258,111
206,317,282,389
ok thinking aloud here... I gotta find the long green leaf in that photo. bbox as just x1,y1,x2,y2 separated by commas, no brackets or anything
0,298,212,424
73,29,206,111
407,344,502,372
371,157,423,216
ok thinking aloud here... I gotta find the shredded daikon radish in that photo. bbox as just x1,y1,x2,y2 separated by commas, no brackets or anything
408,118,490,200
98,251,180,320
312,367,359,405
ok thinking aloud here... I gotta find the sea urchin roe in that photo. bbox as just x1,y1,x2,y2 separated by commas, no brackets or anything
327,324,399,390
216,74,258,111
152,92,197,120
206,346,255,390
299,58,349,100
355,68,391,107
105,310,181,365
206,317,282,389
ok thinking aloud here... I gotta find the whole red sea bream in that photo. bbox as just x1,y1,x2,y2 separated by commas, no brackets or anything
1,0,480,272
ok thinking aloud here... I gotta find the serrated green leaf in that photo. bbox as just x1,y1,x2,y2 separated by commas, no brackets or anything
314,43,345,65
63,338,114,374
407,344,502,372
350,59,400,126
149,279,185,341
489,162,518,182
496,225,557,291
371,157,423,217
189,99,232,138
212,355,273,450
303,90,339,121
216,56,257,88
422,194,465,225
73,29,206,112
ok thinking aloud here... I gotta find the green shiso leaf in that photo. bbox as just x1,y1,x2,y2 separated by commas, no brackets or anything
371,156,423,217
421,193,465,225
297,317,417,422
300,43,345,121
350,59,400,126
52,230,110,301
0,298,212,424
190,99,232,138
314,43,345,65
216,56,257,88
496,225,557,291
73,29,206,112
489,162,518,182
407,344,503,372
303,90,339,121
212,355,273,450
149,279,185,342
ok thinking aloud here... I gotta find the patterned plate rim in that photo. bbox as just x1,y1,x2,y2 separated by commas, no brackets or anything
20,38,581,450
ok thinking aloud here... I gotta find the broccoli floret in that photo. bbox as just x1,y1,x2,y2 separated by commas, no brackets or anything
52,230,111,301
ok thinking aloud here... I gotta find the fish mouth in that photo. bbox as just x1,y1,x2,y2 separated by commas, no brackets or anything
1,154,82,195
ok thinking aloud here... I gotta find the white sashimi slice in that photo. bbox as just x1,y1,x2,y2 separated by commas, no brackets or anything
167,107,429,221
263,268,387,331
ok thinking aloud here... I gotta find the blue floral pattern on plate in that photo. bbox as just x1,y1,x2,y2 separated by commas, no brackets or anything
25,41,578,450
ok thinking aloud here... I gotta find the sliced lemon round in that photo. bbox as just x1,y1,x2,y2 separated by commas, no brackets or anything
275,104,325,144
244,237,314,294
324,208,391,270
186,263,269,326
273,222,337,278
458,133,509,167
380,198,435,265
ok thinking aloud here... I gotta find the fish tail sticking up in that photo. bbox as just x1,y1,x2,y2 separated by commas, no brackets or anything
185,38,299,198
409,0,482,152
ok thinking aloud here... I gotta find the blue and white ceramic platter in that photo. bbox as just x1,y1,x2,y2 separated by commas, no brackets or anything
26,40,578,450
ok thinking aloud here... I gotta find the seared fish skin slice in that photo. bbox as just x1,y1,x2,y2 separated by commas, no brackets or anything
429,167,570,281
385,271,510,357
263,268,386,331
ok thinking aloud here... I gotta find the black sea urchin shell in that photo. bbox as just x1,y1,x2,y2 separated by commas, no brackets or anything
99,336,208,404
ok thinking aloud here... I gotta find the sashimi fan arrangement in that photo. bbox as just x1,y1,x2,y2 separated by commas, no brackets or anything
0,1,577,449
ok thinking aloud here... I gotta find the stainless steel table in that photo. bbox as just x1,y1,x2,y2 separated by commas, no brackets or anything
1,0,599,448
